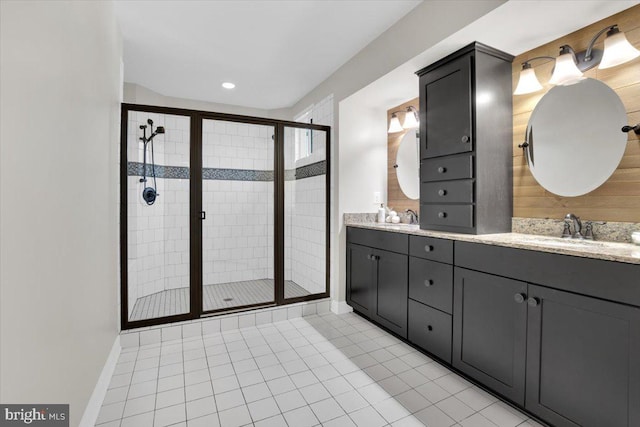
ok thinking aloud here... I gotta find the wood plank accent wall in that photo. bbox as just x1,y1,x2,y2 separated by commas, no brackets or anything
387,98,420,214
513,5,640,222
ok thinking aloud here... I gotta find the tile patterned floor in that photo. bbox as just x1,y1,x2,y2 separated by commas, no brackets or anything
130,280,310,321
98,312,544,427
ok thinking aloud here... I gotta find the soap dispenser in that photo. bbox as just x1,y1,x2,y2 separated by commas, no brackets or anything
377,204,385,223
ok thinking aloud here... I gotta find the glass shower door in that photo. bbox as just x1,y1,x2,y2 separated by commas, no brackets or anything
283,125,329,301
200,119,276,313
125,110,191,323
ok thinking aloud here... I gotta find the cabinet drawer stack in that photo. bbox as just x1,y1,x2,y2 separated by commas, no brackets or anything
407,235,453,363
416,42,513,234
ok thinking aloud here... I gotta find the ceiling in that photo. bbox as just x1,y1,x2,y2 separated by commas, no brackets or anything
115,0,422,110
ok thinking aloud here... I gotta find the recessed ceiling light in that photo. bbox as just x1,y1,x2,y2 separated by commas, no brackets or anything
222,82,235,89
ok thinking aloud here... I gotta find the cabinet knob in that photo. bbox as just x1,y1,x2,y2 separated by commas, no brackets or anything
424,279,434,287
367,254,375,260
528,297,540,307
438,212,447,219
427,325,433,331
514,293,526,304
438,189,447,196
424,245,433,252
437,167,446,174
461,135,470,143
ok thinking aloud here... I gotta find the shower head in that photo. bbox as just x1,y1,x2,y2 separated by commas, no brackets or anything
147,119,154,126
139,125,147,130
156,126,165,134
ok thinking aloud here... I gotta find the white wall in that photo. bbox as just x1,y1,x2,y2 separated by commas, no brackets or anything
124,82,292,120
0,1,121,425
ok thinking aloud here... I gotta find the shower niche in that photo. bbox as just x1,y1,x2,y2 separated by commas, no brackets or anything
121,105,329,329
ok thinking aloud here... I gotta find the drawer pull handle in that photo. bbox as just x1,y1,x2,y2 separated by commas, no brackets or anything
461,135,470,143
437,167,447,174
424,245,434,252
514,293,526,304
528,297,540,307
438,189,447,196
424,279,434,287
427,325,433,332
438,212,447,219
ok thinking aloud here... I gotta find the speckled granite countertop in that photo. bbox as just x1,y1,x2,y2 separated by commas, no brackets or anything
345,221,640,265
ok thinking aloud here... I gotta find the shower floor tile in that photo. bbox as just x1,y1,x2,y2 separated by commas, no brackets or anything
130,280,310,321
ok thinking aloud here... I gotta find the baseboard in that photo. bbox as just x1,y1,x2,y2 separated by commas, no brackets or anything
331,300,353,315
79,335,121,427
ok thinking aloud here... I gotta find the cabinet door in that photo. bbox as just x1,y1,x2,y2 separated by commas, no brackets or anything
420,54,473,159
453,268,527,405
372,249,408,338
526,285,640,427
346,243,374,317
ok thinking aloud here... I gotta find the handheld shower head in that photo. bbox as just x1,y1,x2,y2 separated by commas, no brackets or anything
156,126,165,134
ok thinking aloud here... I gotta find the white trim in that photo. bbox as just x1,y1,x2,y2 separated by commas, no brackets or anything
79,335,121,427
331,300,353,315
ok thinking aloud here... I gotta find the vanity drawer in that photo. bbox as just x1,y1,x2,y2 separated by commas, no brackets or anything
408,299,452,363
409,235,453,264
347,227,408,254
421,204,474,229
421,179,474,204
421,154,473,182
409,258,453,314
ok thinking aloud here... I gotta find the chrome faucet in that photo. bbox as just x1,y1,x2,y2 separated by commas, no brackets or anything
565,213,583,239
405,209,419,225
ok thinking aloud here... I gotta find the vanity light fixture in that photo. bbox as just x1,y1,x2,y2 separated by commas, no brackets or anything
388,112,404,133
402,106,420,129
548,45,584,86
388,106,419,133
514,24,640,95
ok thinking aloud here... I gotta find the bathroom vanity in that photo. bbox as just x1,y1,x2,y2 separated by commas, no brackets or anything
346,223,640,427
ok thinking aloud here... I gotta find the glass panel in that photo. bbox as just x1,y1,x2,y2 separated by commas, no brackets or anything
284,126,327,299
127,111,191,322
201,120,275,312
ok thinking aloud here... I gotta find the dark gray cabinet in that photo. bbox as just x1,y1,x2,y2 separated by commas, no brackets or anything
526,284,640,427
420,54,473,159
346,228,408,338
346,227,640,427
346,243,374,316
454,242,640,427
453,268,528,405
416,42,513,234
373,248,408,337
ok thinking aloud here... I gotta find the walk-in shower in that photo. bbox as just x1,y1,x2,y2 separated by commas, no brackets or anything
120,104,330,329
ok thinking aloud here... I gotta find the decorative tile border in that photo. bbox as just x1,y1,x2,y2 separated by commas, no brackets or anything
127,160,326,182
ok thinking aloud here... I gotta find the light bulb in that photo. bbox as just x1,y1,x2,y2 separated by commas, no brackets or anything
514,66,543,95
402,108,419,129
388,113,403,133
549,51,583,86
599,28,640,69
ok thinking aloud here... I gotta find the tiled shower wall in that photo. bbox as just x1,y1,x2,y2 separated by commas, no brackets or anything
287,94,333,294
127,112,190,318
202,120,275,286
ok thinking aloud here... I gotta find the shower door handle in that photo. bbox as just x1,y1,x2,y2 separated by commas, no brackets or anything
200,211,206,220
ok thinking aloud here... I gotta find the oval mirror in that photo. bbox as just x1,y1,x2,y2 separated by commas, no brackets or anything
396,130,419,199
525,78,627,197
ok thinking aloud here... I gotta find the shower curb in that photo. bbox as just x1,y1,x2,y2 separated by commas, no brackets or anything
120,298,331,348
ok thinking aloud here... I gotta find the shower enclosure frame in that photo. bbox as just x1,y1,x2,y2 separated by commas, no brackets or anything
120,103,331,330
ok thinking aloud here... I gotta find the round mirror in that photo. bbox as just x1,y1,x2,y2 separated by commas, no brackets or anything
525,78,627,197
396,130,419,199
